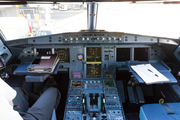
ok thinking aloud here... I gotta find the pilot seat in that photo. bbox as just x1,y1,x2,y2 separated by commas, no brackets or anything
139,103,180,120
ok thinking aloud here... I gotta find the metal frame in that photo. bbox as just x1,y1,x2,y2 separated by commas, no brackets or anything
0,0,177,5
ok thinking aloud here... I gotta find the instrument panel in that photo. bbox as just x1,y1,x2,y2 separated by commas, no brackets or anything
19,44,166,80
18,32,167,80
65,79,125,120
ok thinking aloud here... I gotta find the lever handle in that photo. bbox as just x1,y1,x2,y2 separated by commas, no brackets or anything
82,94,86,114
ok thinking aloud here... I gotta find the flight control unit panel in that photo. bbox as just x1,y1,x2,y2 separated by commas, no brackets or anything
64,79,125,120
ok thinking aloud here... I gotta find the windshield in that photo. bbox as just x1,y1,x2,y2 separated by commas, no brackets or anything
97,3,180,39
0,2,180,40
37,30,52,36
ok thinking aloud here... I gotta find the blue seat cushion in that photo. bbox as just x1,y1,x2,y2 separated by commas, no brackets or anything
140,103,180,120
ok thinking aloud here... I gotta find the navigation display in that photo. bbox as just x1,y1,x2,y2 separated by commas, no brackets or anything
134,48,148,61
117,48,130,62
104,81,115,87
71,81,81,88
87,64,101,78
87,47,101,61
54,48,69,62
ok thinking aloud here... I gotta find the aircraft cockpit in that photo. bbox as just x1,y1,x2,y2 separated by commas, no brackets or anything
1,0,180,120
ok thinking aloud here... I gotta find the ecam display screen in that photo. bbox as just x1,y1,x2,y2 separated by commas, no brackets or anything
87,47,101,61
71,81,81,88
134,48,148,61
104,81,114,87
87,64,101,78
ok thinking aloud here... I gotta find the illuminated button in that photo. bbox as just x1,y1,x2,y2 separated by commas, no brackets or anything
70,38,73,41
102,37,105,40
82,38,85,40
86,81,88,83
90,81,92,83
87,38,89,40
97,37,99,40
76,38,78,40
98,81,100,83
94,81,96,83
108,37,111,40
65,38,68,41
113,37,116,40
